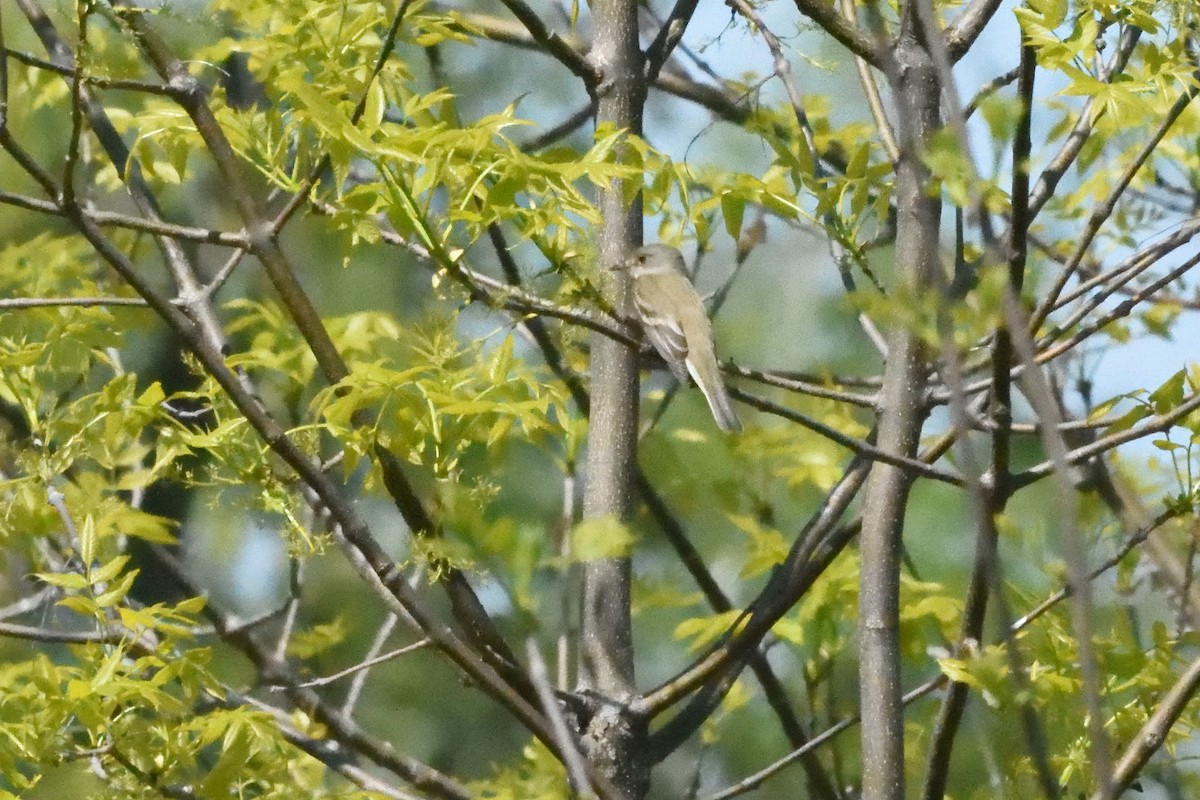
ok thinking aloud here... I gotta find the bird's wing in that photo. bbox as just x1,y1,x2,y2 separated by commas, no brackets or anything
635,292,691,382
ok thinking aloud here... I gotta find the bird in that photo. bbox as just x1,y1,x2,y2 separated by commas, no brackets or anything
619,243,742,432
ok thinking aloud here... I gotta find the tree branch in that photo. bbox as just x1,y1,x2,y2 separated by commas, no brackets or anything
855,6,942,798
643,0,699,83
788,0,883,68
1102,651,1200,798
944,0,1005,61
498,0,599,86
578,2,648,796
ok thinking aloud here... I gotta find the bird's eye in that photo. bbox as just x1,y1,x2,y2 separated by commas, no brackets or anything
637,255,646,263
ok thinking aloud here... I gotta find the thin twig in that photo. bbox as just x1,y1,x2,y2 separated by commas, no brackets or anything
702,675,945,800
343,613,402,713
0,295,149,309
0,620,127,644
526,639,594,796
839,0,898,162
0,189,248,244
1030,80,1200,333
731,386,961,485
285,638,431,691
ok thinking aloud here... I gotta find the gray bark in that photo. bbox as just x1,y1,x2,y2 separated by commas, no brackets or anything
857,17,942,800
579,1,648,797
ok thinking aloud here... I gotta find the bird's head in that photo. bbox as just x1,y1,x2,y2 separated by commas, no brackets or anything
618,243,688,279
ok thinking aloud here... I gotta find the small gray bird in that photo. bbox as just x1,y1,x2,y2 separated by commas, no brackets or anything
620,243,742,432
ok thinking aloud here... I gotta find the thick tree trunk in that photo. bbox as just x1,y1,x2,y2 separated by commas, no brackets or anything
857,11,942,800
579,2,648,797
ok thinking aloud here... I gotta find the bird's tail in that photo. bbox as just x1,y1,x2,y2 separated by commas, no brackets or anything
687,360,742,433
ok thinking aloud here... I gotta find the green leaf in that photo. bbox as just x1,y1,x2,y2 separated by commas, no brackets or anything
36,571,90,590
846,141,870,180
937,656,984,689
89,555,131,585
727,514,788,579
59,595,99,616
674,610,743,651
900,595,961,625
78,514,96,566
200,722,253,798
1030,0,1067,28
94,570,138,608
490,336,514,384
1149,369,1185,414
1103,404,1150,435
720,192,745,242
362,81,386,138
771,616,805,645
569,516,634,561
439,399,502,416
288,618,349,659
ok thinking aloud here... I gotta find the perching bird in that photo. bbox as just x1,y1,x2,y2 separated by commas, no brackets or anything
620,243,742,432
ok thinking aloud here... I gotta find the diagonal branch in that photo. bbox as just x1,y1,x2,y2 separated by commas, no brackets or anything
103,0,528,694
944,0,1005,61
1101,651,1200,799
731,387,961,485
1021,25,1141,223
638,454,872,722
148,549,470,800
12,0,241,357
498,0,599,86
1029,79,1200,332
643,0,699,83
789,0,883,68
0,120,565,776
839,0,899,162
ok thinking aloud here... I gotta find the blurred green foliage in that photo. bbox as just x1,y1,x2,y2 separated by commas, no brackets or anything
2,0,1200,798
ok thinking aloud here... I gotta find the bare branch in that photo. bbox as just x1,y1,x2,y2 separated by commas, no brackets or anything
727,363,879,408
944,0,1005,61
962,65,1021,118
1036,248,1200,368
1015,387,1200,489
5,47,179,94
731,386,961,486
0,620,127,644
288,638,432,691
703,675,945,800
789,0,883,68
526,639,594,796
0,295,148,309
578,0,646,793
855,7,943,796
344,614,403,715
644,1,700,83
840,0,899,163
497,0,598,86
